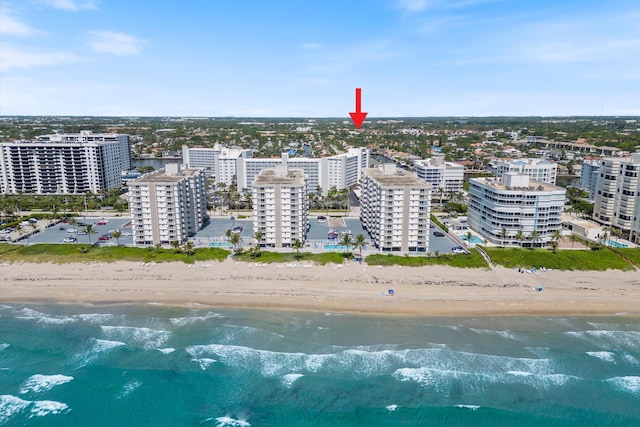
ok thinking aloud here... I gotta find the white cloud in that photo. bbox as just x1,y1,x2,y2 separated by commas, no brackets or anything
0,8,42,36
301,42,322,50
0,43,80,71
87,30,146,55
395,0,433,12
38,0,99,12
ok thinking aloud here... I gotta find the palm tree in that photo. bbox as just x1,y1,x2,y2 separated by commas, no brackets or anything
340,233,353,256
292,238,303,260
111,229,122,246
500,227,507,247
550,240,559,254
183,240,195,255
515,229,524,247
229,233,241,253
171,240,181,253
466,231,473,246
84,224,95,245
568,234,579,249
353,233,366,261
552,230,563,243
253,231,264,256
529,230,540,248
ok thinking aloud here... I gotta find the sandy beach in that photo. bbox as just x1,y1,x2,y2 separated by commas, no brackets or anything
1,260,639,316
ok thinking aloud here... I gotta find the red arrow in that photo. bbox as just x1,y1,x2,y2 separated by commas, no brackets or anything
349,87,368,129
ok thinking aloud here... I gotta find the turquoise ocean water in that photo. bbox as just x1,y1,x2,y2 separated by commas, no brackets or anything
1,303,639,426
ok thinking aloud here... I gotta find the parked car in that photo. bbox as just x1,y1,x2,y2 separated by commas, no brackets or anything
63,236,77,243
232,226,243,234
121,231,132,236
451,246,465,254
96,220,109,225
67,228,77,233
434,231,445,237
98,235,110,241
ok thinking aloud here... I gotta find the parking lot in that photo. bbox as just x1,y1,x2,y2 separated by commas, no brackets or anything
14,217,134,246
5,214,465,255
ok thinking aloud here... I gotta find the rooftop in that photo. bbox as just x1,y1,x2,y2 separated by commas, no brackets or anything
364,165,432,189
253,167,307,186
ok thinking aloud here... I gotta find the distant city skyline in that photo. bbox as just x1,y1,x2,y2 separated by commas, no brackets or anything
1,0,639,117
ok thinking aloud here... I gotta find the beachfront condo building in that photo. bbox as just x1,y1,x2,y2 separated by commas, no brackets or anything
579,159,601,201
128,164,207,247
0,132,129,195
182,144,369,194
467,174,566,247
360,163,432,253
592,153,640,243
487,158,558,185
413,157,464,196
252,165,309,248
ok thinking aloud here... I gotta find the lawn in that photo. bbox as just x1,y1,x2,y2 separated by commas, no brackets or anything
365,248,489,269
0,243,230,264
234,251,346,265
484,247,636,271
614,248,640,268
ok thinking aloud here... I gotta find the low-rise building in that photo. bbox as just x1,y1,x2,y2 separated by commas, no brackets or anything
128,164,207,247
467,174,566,247
360,164,432,253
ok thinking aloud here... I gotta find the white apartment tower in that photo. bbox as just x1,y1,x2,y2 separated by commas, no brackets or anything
252,165,309,248
592,153,640,241
360,164,432,253
182,144,252,182
580,159,601,201
467,174,566,247
0,138,123,194
487,158,558,185
38,130,131,170
128,164,207,247
414,157,464,195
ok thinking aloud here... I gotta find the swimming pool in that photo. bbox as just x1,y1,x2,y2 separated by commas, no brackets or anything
209,242,232,248
459,235,484,244
324,244,347,251
604,240,628,248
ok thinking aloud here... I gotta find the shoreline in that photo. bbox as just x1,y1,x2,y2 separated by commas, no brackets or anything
1,260,639,317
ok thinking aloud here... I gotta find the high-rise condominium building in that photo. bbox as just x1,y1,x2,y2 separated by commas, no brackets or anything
182,144,369,194
413,157,464,195
592,153,640,242
252,165,309,248
181,144,252,181
580,159,601,201
128,164,207,247
360,164,432,253
467,174,566,247
0,131,130,194
487,158,558,185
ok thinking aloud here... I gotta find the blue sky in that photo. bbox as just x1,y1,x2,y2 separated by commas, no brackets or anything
1,0,639,117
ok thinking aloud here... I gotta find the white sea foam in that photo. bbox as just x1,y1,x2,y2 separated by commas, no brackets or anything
385,404,398,412
157,347,176,354
586,351,616,363
75,313,115,324
622,354,640,366
117,380,142,399
186,344,556,381
215,416,251,427
455,405,480,411
73,338,125,367
29,400,69,417
15,308,75,325
169,312,222,327
0,395,30,423
20,374,74,394
192,358,217,370
470,328,518,340
282,373,303,388
566,330,640,351
0,343,9,351
607,376,640,394
101,325,171,349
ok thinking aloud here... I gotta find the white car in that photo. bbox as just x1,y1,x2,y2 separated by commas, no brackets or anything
67,228,77,233
121,231,132,236
63,236,77,243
